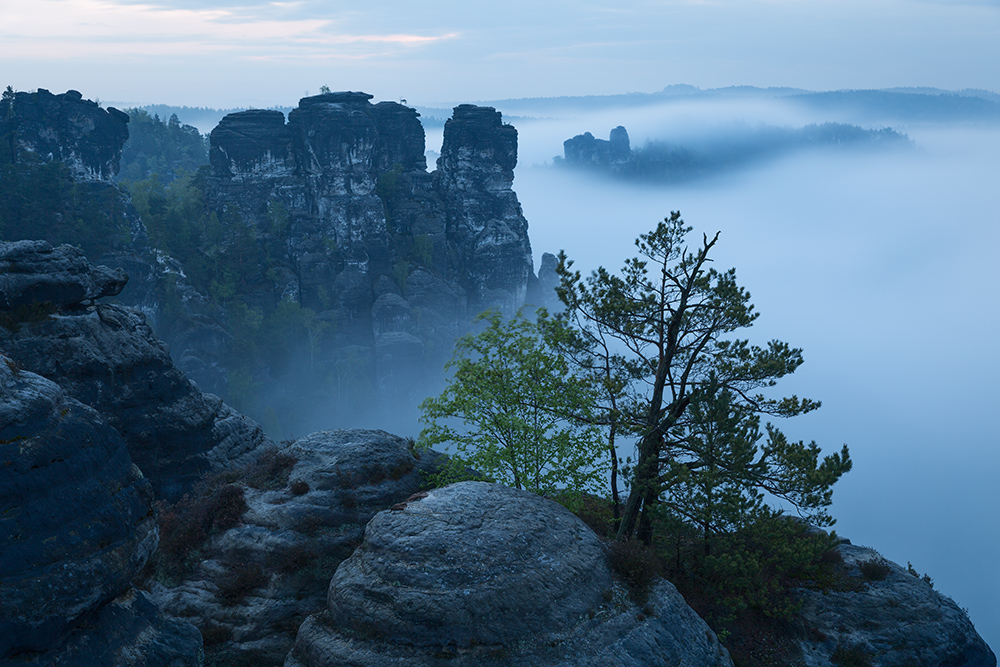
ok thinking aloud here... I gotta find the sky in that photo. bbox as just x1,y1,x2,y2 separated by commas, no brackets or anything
2,0,1000,108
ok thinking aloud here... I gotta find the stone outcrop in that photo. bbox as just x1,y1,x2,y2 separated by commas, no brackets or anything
0,88,129,181
147,429,444,666
0,355,201,665
0,241,270,502
0,240,127,310
563,125,632,169
286,481,733,667
199,93,535,426
796,541,996,667
0,89,160,322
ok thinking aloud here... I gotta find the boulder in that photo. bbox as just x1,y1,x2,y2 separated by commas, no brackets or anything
286,481,733,667
0,241,126,311
0,356,199,664
5,588,203,667
147,429,445,666
796,541,996,667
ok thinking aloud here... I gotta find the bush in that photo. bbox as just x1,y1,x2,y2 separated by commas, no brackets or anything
152,483,248,582
859,558,891,581
289,479,310,495
216,562,269,604
831,643,874,667
607,539,661,603
243,447,297,490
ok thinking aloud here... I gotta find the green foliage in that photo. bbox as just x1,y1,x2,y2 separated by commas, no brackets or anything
0,158,132,257
607,539,662,602
906,561,934,587
117,108,208,183
661,385,851,558
553,212,850,544
418,310,606,499
665,510,840,630
0,301,56,332
411,233,434,265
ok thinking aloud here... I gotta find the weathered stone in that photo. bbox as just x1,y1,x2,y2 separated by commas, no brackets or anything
0,357,154,657
796,541,996,667
147,429,444,666
437,105,533,316
198,95,536,429
0,241,126,311
0,88,129,181
5,587,203,667
286,482,733,667
0,242,270,502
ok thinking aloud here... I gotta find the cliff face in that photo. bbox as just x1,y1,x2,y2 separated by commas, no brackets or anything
0,89,160,321
0,88,129,182
0,241,270,502
0,356,201,664
200,92,534,427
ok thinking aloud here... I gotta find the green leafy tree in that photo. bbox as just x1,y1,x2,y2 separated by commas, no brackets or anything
554,212,850,542
661,383,849,557
419,310,606,499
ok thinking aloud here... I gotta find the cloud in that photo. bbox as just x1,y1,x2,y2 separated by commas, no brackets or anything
0,0,458,60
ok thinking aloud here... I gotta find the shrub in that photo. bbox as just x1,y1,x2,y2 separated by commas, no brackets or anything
216,561,269,604
0,301,56,332
907,561,934,587
859,558,891,581
831,643,874,667
289,479,310,495
152,483,249,582
243,447,297,490
607,539,661,603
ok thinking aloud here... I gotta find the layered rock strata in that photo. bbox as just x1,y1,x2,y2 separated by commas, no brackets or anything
147,429,444,666
203,93,534,421
0,356,200,665
796,541,996,667
286,481,734,667
0,88,160,320
0,88,129,181
0,241,269,501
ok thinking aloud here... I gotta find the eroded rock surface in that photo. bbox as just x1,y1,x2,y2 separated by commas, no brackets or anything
286,481,733,667
147,429,444,666
0,356,200,665
199,94,535,425
0,88,129,181
0,241,126,310
796,541,996,667
0,241,269,501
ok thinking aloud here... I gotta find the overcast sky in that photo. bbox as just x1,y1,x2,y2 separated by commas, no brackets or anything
2,0,999,108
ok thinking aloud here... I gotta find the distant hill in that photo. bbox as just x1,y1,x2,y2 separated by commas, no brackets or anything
469,86,1000,124
558,122,913,183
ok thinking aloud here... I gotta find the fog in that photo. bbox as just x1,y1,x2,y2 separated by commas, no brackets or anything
474,98,1000,648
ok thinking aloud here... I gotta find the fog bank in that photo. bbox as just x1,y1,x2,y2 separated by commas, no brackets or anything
513,120,1000,649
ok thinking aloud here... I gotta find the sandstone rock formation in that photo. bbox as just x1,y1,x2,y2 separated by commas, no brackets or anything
563,125,632,169
0,355,201,665
198,93,535,427
147,429,444,666
0,240,127,310
0,88,160,320
796,540,996,667
0,241,269,501
286,481,733,667
0,88,129,181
